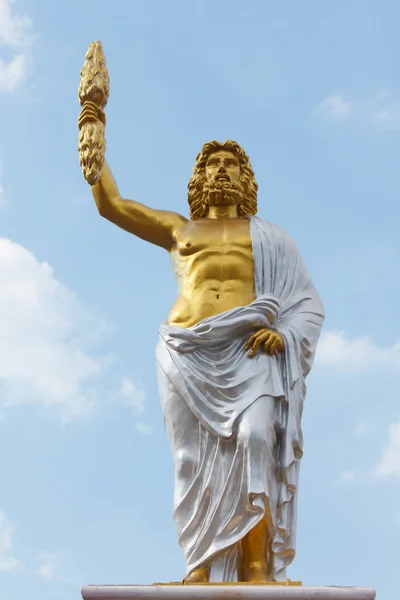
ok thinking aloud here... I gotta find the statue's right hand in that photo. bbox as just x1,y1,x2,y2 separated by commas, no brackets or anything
78,100,107,185
78,102,105,129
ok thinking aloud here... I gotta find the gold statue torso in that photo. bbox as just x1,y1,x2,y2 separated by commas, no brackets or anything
168,218,255,328
89,161,265,331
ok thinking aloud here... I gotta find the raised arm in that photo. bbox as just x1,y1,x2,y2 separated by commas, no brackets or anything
91,161,187,250
77,44,185,251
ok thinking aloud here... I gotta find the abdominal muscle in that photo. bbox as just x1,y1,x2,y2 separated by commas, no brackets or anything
167,255,255,328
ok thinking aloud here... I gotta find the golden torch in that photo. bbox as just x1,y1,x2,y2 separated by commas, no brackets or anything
78,41,110,185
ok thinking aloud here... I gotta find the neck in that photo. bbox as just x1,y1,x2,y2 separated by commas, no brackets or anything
207,205,239,219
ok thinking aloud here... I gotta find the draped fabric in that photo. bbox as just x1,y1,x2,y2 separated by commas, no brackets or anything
156,217,324,581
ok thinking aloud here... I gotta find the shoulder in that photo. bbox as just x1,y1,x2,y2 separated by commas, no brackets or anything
250,216,296,249
165,210,188,235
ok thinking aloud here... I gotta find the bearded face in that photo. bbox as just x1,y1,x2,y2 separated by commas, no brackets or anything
187,141,258,220
203,149,245,209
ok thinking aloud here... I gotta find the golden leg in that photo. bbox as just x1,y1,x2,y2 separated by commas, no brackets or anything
241,518,270,583
184,566,210,583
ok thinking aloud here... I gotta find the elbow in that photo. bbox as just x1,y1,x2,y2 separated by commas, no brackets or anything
91,180,120,219
95,199,108,219
96,201,109,219
94,194,121,220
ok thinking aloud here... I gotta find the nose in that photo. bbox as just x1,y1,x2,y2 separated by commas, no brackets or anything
217,163,227,172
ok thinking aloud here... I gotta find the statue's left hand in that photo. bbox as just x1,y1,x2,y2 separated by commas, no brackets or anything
245,328,285,357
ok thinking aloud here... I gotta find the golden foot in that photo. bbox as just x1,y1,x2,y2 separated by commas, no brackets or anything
241,560,271,583
183,566,210,584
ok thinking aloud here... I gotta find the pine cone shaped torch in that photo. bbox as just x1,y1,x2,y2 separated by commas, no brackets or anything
78,41,110,186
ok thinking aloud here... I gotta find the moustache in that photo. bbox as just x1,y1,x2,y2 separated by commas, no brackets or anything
206,179,241,192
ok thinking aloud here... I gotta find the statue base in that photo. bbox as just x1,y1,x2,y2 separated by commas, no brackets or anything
81,583,376,599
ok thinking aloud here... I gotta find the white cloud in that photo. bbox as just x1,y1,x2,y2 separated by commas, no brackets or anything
117,377,146,416
0,0,33,47
116,378,152,434
36,551,59,580
373,419,400,478
315,89,400,132
316,330,400,372
0,509,20,572
315,94,354,118
338,470,356,483
135,422,153,436
0,238,111,423
0,53,28,92
0,0,35,93
371,108,400,131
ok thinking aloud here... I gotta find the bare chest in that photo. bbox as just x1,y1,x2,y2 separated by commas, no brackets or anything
174,218,253,257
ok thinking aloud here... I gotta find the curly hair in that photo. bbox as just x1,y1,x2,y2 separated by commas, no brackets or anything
187,140,258,219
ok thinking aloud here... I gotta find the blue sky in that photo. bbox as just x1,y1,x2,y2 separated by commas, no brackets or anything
0,0,399,598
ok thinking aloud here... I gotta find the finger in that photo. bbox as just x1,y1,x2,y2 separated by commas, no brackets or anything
78,112,99,128
263,340,276,355
79,107,98,119
245,336,255,350
263,334,277,354
245,329,267,350
264,334,284,355
270,338,282,355
248,330,272,353
245,329,264,350
249,332,272,356
79,111,98,122
251,331,272,349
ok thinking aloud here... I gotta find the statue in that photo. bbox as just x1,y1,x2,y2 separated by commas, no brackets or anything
78,42,325,585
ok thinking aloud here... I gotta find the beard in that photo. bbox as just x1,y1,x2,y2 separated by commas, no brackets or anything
202,179,245,207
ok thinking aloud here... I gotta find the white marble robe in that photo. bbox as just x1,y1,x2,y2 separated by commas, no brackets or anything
156,217,324,582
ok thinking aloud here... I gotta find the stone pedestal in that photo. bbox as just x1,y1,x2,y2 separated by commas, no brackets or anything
81,584,376,600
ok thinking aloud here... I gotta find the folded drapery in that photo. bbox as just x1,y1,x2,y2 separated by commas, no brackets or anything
156,217,324,581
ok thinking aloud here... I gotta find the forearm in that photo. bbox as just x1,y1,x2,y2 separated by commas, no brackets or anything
91,161,152,233
91,160,121,216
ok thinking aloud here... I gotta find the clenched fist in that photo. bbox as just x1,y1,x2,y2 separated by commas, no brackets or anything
245,328,285,357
